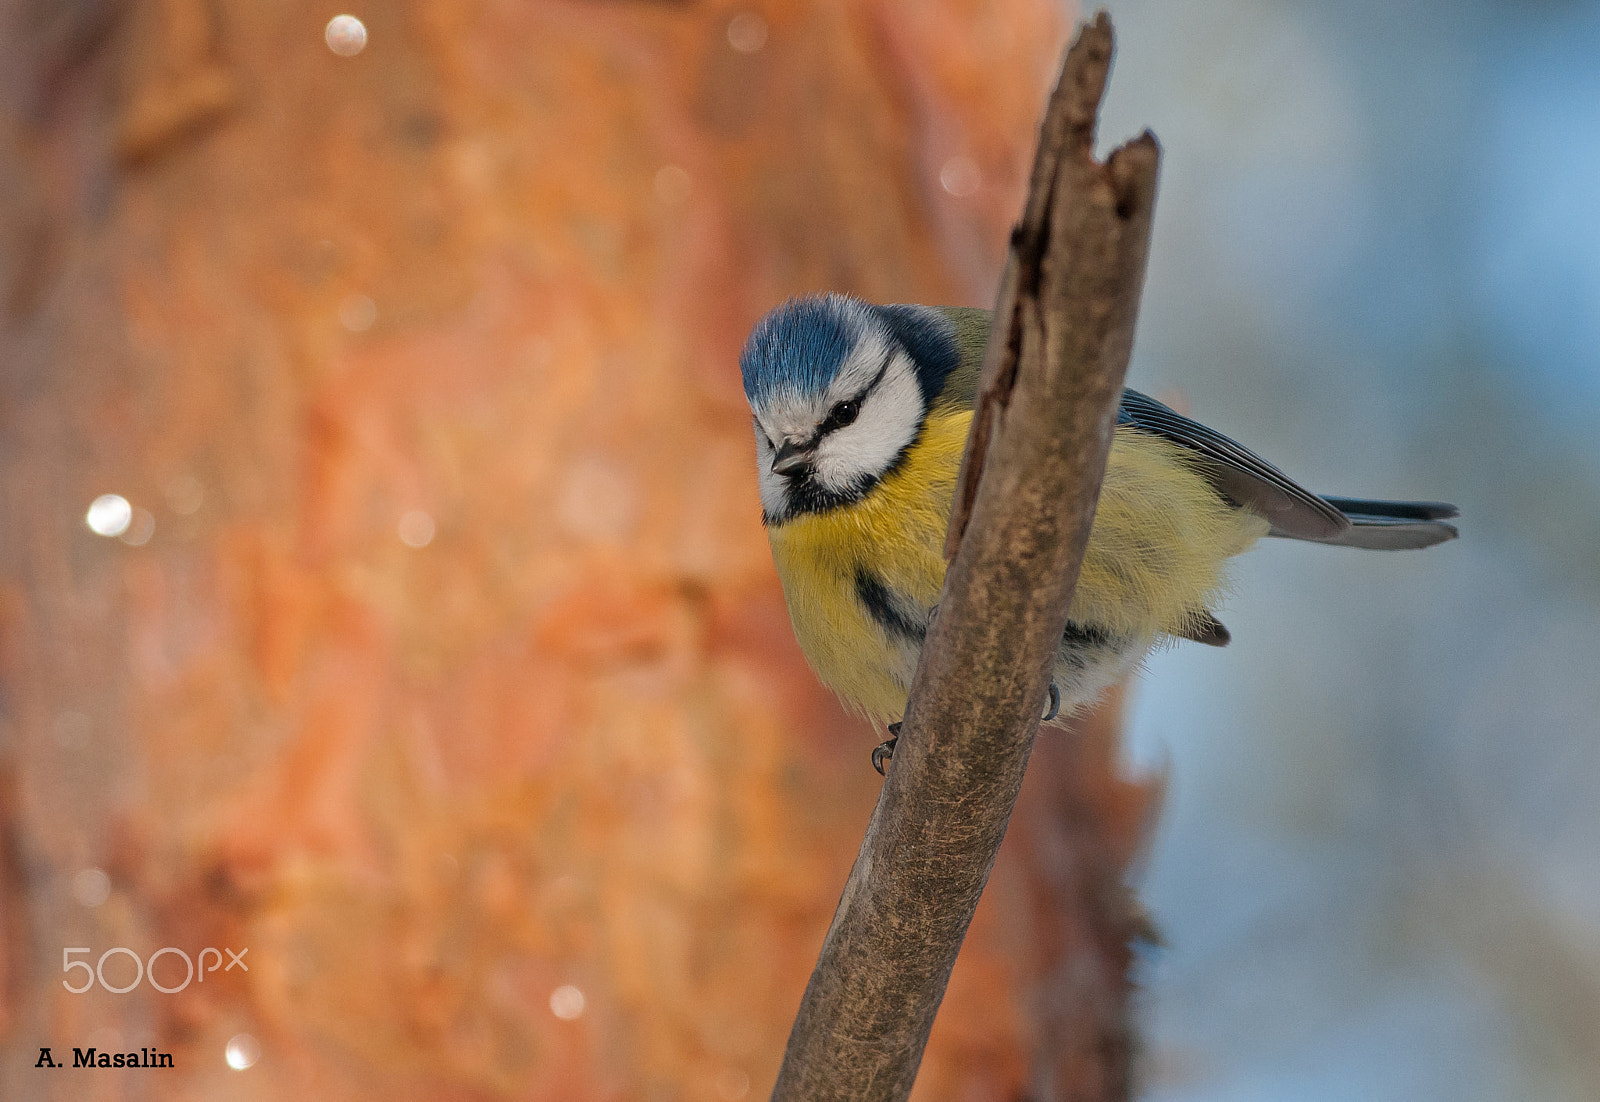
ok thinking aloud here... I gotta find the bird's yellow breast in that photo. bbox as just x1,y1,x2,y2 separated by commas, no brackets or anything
766,411,967,719
766,410,1268,721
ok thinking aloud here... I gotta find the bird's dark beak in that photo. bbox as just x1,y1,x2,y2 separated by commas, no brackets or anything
771,439,812,477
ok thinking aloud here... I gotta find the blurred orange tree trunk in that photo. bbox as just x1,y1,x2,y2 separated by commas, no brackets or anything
0,1,1152,1098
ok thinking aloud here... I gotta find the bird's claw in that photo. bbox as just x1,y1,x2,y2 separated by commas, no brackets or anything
872,722,901,776
1042,681,1060,722
873,685,1055,774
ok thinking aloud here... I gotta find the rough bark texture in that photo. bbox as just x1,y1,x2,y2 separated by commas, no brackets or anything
772,15,1159,1101
0,1,1161,1099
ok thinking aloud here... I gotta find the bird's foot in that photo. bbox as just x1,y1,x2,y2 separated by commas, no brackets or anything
873,684,1055,774
872,722,901,776
1042,681,1060,722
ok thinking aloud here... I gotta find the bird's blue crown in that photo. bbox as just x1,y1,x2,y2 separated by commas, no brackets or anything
739,294,871,403
740,294,960,405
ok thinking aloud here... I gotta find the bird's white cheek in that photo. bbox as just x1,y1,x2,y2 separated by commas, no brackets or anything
757,466,789,517
812,384,922,492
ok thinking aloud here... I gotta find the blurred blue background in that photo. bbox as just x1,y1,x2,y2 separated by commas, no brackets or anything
1089,1,1600,1097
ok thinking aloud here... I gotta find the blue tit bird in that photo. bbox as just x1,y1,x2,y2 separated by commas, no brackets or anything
739,293,1458,771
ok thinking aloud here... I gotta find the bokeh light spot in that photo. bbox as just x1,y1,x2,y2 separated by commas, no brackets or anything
939,155,981,198
398,510,435,548
654,164,692,206
120,507,156,546
549,984,586,1020
339,294,376,332
727,12,768,54
557,456,637,544
325,15,367,57
72,868,111,907
225,1033,261,1070
86,494,132,537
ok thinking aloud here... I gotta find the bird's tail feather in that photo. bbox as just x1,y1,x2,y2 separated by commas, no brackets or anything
1269,497,1459,550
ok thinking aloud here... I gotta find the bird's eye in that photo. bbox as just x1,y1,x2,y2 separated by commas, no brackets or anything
821,398,861,435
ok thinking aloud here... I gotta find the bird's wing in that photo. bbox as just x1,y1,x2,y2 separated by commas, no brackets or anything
927,309,1365,543
1117,388,1351,541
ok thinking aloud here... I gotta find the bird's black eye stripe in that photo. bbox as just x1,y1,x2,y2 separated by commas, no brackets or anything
819,353,891,436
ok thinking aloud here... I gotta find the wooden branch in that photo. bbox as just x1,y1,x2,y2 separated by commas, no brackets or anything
770,13,1160,1102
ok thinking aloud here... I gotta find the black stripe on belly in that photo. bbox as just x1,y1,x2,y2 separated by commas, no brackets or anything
1062,621,1111,648
854,568,925,644
1059,620,1114,669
